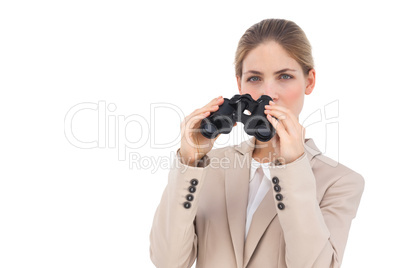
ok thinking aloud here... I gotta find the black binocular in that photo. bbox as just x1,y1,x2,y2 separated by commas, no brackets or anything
200,94,276,142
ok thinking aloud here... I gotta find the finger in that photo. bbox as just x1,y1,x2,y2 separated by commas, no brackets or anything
266,102,299,127
267,105,306,139
188,111,210,129
264,109,296,136
202,96,224,111
265,104,298,135
184,106,214,128
266,103,298,123
187,96,223,119
182,108,208,131
266,113,289,140
210,96,224,105
202,96,224,112
182,113,209,147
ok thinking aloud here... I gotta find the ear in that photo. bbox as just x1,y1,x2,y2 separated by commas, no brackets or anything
236,75,242,94
305,68,316,95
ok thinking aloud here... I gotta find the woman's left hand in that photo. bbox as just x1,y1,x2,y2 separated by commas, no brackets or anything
264,100,306,164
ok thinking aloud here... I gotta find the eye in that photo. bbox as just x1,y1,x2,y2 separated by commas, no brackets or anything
279,74,293,80
246,76,260,82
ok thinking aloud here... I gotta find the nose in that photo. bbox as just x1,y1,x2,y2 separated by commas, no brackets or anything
262,83,279,102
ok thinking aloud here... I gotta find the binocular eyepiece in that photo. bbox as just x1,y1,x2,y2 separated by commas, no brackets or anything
200,94,276,142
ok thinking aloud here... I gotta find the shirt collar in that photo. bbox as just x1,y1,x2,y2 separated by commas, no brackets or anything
250,158,272,182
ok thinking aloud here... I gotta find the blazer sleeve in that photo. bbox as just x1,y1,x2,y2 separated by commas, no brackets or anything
149,150,209,268
269,153,365,268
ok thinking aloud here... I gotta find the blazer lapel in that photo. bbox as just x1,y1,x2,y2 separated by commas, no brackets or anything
243,187,277,267
224,138,256,268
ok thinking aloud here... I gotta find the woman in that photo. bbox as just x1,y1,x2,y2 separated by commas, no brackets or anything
150,18,364,268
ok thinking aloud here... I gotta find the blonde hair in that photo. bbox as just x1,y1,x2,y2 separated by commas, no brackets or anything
234,19,314,78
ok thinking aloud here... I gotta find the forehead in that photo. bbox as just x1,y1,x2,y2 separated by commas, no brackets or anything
242,41,300,72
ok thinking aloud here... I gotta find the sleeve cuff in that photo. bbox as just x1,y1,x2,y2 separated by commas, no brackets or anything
176,148,210,168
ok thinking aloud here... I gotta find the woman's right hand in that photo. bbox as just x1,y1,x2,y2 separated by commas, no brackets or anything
179,96,225,166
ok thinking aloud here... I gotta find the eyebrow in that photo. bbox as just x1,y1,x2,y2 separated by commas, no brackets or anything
243,68,297,75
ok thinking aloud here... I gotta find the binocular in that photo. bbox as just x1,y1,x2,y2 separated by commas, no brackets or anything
200,94,276,142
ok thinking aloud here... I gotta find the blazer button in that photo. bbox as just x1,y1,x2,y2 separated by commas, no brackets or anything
272,176,279,184
190,179,199,186
277,202,285,210
186,194,194,201
275,193,283,201
184,202,191,209
188,186,196,193
274,185,281,192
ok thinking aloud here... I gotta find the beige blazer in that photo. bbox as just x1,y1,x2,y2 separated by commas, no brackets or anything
150,137,364,268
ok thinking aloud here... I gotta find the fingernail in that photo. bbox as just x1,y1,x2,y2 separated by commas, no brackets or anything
270,100,275,104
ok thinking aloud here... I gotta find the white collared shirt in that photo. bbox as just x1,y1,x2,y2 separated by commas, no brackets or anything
245,158,272,240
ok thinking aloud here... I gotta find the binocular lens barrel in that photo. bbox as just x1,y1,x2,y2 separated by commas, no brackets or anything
200,122,218,139
255,125,273,142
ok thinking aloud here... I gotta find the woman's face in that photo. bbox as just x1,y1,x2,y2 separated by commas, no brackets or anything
236,41,315,119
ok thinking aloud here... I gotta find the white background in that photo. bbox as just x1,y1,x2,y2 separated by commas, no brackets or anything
1,0,401,267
